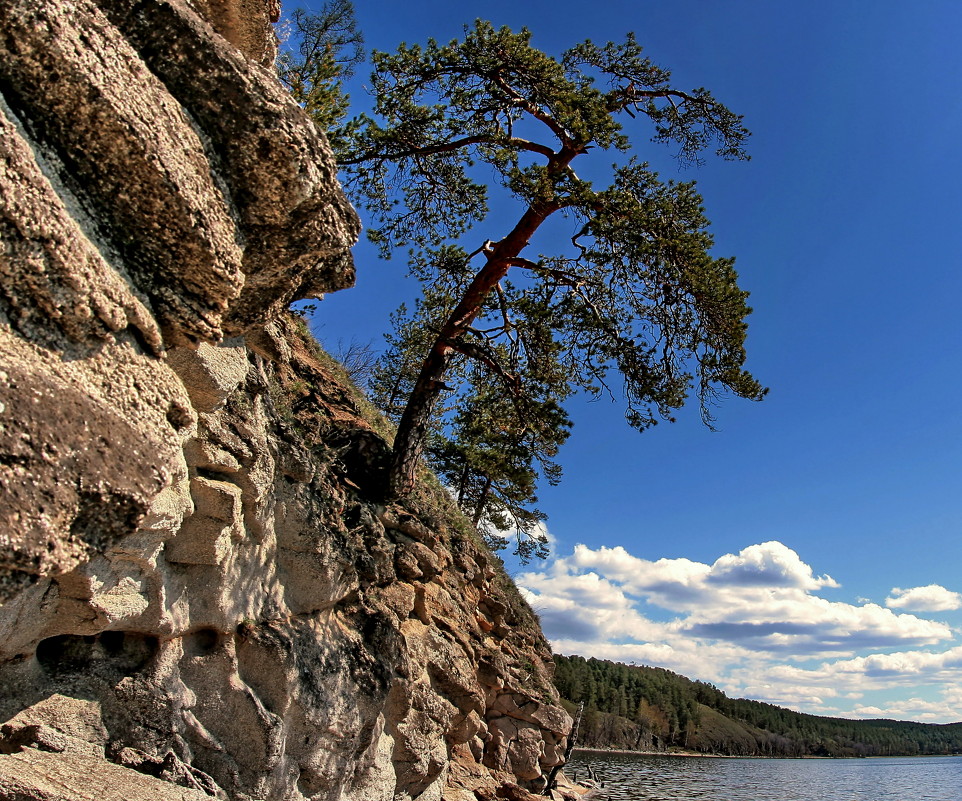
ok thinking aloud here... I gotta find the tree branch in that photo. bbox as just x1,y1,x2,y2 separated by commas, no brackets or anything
339,133,555,166
512,259,592,289
445,336,522,394
495,282,517,344
488,70,572,146
605,85,702,114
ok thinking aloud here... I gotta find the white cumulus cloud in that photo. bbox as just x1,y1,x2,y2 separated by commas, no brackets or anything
707,541,839,590
516,539,962,721
521,541,950,657
886,584,962,612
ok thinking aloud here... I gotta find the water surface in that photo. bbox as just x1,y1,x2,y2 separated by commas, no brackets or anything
567,750,962,800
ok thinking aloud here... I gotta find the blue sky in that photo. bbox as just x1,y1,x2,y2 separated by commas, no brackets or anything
290,0,962,722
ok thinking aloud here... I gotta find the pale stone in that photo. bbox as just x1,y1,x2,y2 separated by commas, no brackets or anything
89,573,151,621
449,710,484,745
167,342,250,413
0,748,212,801
507,726,545,782
165,478,243,565
1,695,107,758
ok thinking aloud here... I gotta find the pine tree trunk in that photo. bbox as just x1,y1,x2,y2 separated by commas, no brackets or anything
387,346,453,498
384,186,570,499
471,477,493,527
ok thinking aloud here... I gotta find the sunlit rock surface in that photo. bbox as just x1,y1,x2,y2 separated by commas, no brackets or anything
0,0,358,601
0,1,571,799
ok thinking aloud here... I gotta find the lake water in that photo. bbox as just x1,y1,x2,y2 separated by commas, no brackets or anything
566,750,962,800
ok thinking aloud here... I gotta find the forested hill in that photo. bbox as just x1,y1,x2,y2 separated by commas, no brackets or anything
553,654,962,757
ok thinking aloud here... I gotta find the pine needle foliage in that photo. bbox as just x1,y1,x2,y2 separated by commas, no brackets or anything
338,21,767,551
277,1,364,137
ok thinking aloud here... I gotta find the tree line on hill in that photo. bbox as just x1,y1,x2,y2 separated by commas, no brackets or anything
553,654,962,757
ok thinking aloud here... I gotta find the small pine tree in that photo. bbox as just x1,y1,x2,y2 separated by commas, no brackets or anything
276,1,364,136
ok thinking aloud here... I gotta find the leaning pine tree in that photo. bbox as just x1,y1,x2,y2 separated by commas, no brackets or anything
338,21,767,504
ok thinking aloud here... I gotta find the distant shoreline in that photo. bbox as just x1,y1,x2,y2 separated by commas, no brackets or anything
572,746,962,760
573,746,736,759
572,746,840,759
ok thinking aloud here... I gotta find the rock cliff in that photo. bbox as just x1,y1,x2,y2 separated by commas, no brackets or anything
0,1,572,799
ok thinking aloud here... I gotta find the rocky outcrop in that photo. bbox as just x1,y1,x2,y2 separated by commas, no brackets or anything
0,1,572,799
0,0,358,603
0,319,572,800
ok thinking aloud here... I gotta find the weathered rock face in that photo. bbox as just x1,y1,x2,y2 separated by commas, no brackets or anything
0,0,358,603
0,2,572,799
0,319,571,800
